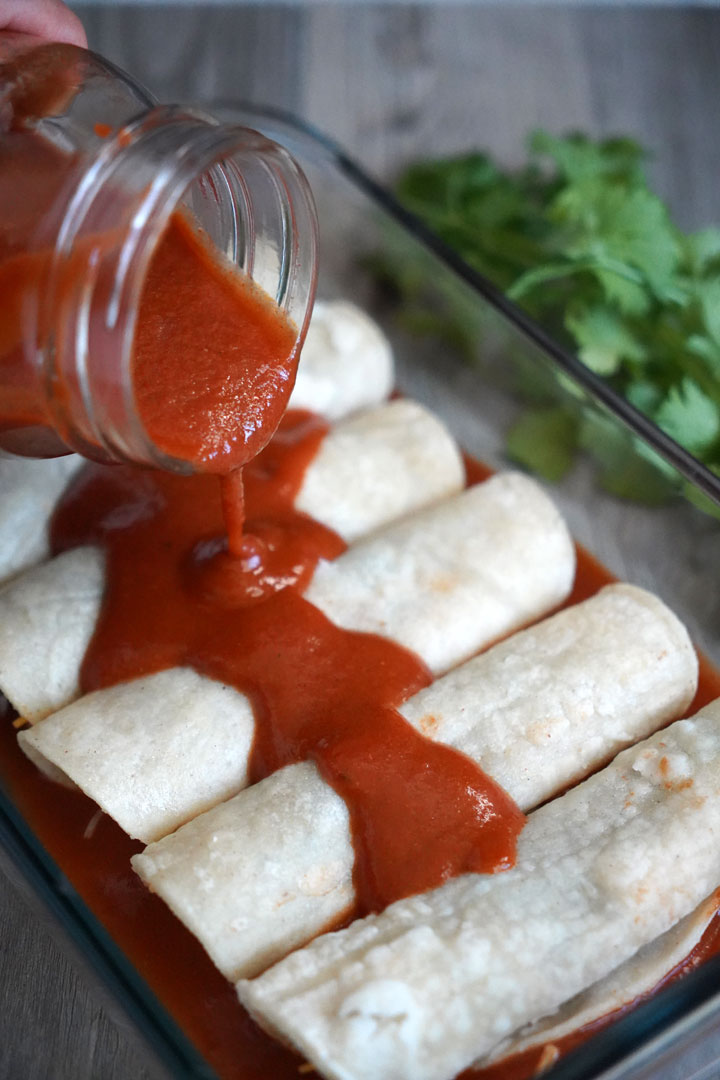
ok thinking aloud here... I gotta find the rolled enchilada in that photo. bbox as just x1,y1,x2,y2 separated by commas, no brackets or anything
129,583,697,980
19,471,577,842
288,300,394,419
0,455,80,585
0,397,466,722
486,887,720,1070
239,697,720,1080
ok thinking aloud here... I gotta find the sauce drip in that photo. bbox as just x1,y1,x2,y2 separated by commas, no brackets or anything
50,419,524,914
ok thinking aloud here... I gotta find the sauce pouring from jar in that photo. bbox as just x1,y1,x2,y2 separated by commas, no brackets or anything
0,38,317,503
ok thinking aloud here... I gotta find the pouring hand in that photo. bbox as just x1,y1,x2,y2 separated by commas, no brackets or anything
0,0,86,48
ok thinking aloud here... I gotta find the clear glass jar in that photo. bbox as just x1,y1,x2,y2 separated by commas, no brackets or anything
0,37,318,468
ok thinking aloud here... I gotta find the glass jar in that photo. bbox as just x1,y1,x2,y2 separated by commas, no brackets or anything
0,36,318,468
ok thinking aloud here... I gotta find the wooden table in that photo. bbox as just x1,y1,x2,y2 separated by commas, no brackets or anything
3,5,720,1078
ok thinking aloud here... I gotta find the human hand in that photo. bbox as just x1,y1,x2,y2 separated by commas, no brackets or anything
0,0,86,48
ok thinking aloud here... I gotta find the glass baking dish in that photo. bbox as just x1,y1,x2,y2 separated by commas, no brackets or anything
2,102,720,1080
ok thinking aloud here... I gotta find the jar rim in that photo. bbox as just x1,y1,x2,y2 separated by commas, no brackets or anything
41,107,318,471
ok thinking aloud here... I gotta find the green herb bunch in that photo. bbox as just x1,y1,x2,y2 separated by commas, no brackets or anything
394,131,720,508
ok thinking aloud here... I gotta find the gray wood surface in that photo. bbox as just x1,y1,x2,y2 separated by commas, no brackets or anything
78,3,720,229
4,5,720,1079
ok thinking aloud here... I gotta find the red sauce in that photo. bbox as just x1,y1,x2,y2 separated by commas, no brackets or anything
2,486,720,1078
132,212,299,474
50,422,524,914
0,69,298,473
0,48,94,452
0,127,78,452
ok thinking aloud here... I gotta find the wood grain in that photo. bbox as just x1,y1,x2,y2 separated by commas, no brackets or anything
76,4,720,226
3,5,720,1078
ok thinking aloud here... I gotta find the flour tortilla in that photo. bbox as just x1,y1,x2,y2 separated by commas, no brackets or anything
130,583,696,980
487,888,720,1069
399,581,697,808
0,545,104,721
20,668,256,842
0,454,80,585
19,470,575,840
239,698,720,1080
132,762,354,977
0,399,464,722
294,399,464,543
288,300,394,419
305,471,575,676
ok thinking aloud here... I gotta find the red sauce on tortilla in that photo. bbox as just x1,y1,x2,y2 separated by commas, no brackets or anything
50,420,525,913
2,488,720,1079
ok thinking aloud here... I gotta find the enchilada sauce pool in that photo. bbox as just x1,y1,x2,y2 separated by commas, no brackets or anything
3,458,720,1077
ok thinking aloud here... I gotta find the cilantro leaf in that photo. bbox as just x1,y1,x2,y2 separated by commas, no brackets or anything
565,305,645,376
530,130,647,186
653,378,720,455
551,182,682,301
685,228,720,275
696,279,720,346
387,129,720,516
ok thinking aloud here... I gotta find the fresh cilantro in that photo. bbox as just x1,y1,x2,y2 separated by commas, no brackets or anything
387,130,720,513
653,377,720,455
564,305,645,376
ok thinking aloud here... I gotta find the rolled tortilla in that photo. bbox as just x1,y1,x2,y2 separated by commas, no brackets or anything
399,581,697,808
288,300,394,419
0,454,80,585
20,472,576,841
238,698,720,1080
294,399,464,543
1,398,464,722
129,583,697,980
486,888,720,1070
131,762,355,980
0,545,105,722
20,667,256,837
305,471,576,677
